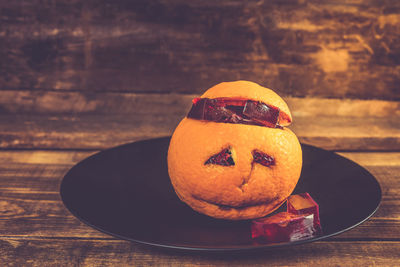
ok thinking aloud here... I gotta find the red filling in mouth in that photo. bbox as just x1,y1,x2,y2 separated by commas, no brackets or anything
187,98,281,128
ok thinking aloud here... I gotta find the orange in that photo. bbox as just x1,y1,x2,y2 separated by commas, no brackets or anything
167,81,302,220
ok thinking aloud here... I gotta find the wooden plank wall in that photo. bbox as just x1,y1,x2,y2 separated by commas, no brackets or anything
0,0,399,151
1,0,399,99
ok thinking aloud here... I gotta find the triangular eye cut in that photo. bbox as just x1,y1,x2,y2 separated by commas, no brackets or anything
205,148,235,166
252,150,275,167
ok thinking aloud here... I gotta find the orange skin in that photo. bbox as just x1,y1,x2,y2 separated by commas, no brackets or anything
167,81,302,220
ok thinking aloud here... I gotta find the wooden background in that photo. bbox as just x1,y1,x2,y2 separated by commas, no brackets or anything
1,0,399,99
0,0,399,266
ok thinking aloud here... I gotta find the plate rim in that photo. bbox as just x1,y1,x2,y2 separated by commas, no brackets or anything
59,137,382,251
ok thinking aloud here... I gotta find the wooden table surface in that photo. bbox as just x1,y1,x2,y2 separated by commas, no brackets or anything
0,93,398,266
1,0,400,265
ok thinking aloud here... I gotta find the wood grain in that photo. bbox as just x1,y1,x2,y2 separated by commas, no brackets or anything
1,90,399,116
1,1,399,99
0,114,397,150
337,152,400,166
0,91,398,150
0,238,399,266
0,151,398,240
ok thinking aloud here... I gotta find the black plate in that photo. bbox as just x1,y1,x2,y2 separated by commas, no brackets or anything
60,137,381,251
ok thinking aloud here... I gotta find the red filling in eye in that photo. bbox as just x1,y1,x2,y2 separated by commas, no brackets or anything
253,150,275,167
205,148,235,166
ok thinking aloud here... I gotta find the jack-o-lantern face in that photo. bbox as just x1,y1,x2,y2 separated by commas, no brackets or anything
168,81,302,220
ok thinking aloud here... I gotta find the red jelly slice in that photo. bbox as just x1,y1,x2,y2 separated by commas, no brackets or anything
287,193,321,232
251,212,317,243
187,97,281,128
243,100,279,128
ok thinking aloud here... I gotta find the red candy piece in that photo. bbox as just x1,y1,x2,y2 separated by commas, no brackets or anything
251,212,316,243
243,100,280,128
287,193,321,231
187,97,281,128
251,193,322,243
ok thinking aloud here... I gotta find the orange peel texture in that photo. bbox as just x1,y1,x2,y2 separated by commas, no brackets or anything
167,81,302,220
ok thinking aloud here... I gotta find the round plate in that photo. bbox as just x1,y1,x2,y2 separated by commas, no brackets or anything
60,137,381,251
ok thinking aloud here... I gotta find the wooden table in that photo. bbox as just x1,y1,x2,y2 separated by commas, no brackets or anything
0,93,399,266
1,0,400,265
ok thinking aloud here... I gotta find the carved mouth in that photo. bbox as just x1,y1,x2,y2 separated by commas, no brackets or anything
193,195,281,211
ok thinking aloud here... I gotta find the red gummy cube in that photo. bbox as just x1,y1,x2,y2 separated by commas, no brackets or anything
251,193,322,242
251,212,316,243
287,193,321,231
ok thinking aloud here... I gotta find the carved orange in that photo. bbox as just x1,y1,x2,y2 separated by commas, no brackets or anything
168,81,302,220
